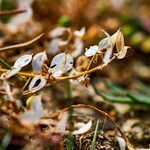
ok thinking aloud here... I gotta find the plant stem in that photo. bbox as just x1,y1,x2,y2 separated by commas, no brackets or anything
64,79,74,150
0,33,44,52
0,56,116,88
0,8,26,15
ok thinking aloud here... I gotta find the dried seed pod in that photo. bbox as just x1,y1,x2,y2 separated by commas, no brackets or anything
3,81,14,101
49,27,67,38
32,52,47,73
61,54,74,73
117,136,126,150
117,46,129,59
76,55,89,71
98,38,110,50
50,52,73,78
85,30,113,57
48,38,62,55
110,29,120,47
30,95,43,116
85,45,99,57
74,27,85,38
116,30,125,53
29,76,46,93
52,70,63,78
1,67,21,79
72,38,83,58
14,54,32,68
98,30,112,50
101,30,113,64
103,47,113,64
72,120,92,135
19,95,43,124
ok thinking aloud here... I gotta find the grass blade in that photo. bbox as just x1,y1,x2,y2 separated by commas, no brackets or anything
64,79,74,150
90,119,100,150
0,132,12,150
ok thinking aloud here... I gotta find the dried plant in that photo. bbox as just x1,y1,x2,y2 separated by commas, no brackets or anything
0,27,133,149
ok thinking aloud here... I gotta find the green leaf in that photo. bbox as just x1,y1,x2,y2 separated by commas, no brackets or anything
136,81,150,95
105,81,127,95
101,92,134,104
128,93,150,105
92,82,134,104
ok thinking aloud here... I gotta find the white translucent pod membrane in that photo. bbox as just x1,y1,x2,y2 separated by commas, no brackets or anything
85,45,99,57
14,54,32,68
29,76,47,93
103,47,113,64
49,27,67,38
116,137,126,150
72,38,83,58
48,38,62,55
61,54,74,72
50,52,74,78
32,52,48,73
98,38,110,50
52,70,63,78
99,30,113,49
50,53,66,72
30,95,43,117
5,67,21,79
74,27,85,38
3,80,14,101
72,120,92,135
19,95,44,124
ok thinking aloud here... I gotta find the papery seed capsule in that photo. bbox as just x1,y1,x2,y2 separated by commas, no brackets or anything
85,45,99,57
50,52,74,78
5,67,21,79
14,54,32,68
32,52,47,73
29,76,46,93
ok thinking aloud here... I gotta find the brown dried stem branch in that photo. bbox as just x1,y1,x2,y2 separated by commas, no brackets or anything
0,33,44,52
0,8,26,16
0,56,116,81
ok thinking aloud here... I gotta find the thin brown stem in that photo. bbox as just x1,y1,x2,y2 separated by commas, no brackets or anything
0,56,116,81
0,33,44,52
0,8,26,16
84,54,96,77
21,77,31,91
46,104,134,150
0,68,40,78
